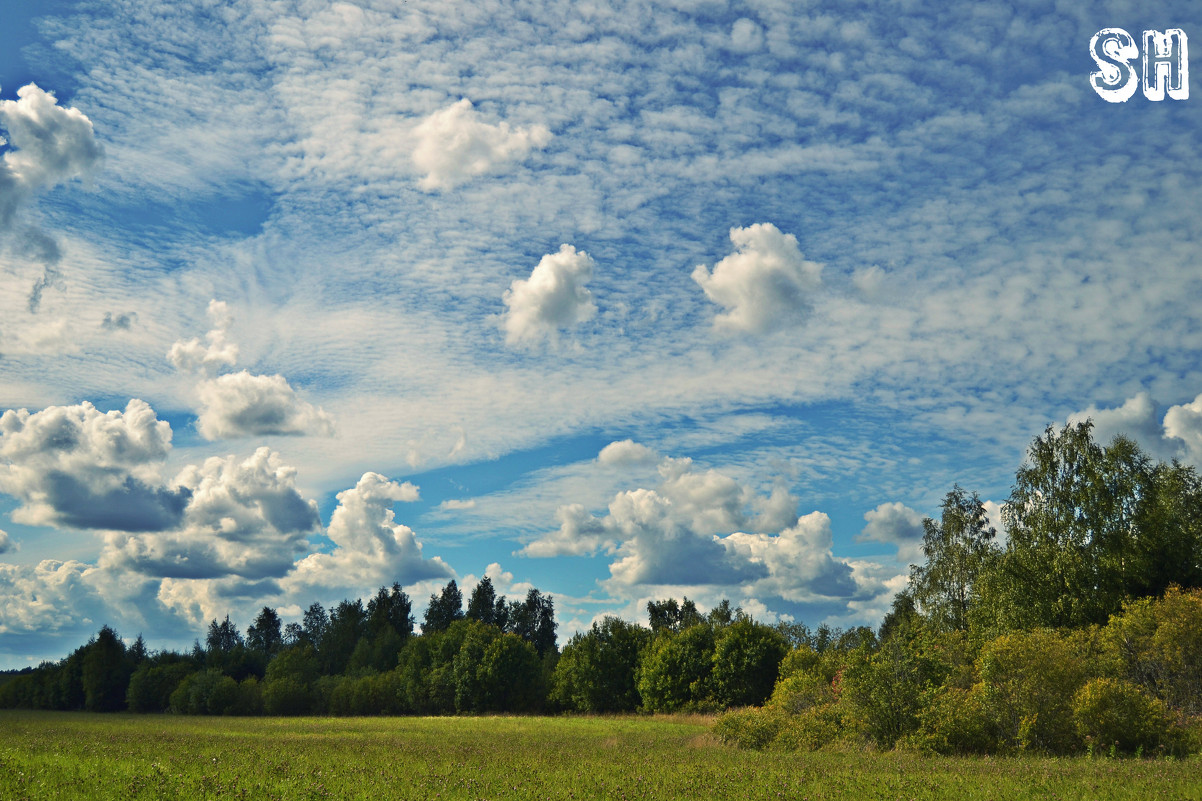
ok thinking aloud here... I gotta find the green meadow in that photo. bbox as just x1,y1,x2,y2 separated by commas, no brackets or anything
1,711,1199,801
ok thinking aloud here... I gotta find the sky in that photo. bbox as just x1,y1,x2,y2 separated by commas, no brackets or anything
1,0,1200,669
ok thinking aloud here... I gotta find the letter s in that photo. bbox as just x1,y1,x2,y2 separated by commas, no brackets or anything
1090,28,1139,102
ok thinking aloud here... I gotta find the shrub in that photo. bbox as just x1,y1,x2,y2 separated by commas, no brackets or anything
977,629,1086,753
262,677,311,716
915,684,996,754
1072,677,1180,755
713,707,783,750
773,702,848,752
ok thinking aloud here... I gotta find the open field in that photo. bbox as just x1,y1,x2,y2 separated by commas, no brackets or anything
1,711,1200,800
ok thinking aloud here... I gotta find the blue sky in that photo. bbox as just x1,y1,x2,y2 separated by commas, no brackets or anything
1,0,1201,668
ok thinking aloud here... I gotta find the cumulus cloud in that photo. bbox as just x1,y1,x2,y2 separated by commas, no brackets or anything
284,472,451,597
100,447,320,580
0,559,96,635
168,300,333,440
0,83,104,312
1068,392,1177,459
692,223,823,333
0,528,13,554
167,300,238,375
522,448,854,602
502,244,597,346
412,98,551,191
0,400,190,532
1164,393,1202,466
195,371,335,440
856,501,926,565
597,439,659,466
724,512,858,599
438,498,476,511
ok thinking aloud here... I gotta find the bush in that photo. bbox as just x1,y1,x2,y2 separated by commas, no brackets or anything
1104,587,1202,715
977,629,1086,753
713,707,783,750
262,677,311,716
637,625,717,712
711,621,789,709
1072,678,1180,755
773,702,848,752
169,669,242,715
914,684,996,754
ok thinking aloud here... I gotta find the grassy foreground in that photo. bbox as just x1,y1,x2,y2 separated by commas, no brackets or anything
1,712,1200,800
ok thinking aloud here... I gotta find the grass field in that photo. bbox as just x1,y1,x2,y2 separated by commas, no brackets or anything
1,711,1200,800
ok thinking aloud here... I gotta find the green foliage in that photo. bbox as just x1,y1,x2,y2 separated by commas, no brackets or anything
1072,678,1179,755
910,486,996,632
423,579,465,633
551,616,650,713
711,620,788,709
976,628,1086,752
712,706,784,750
81,626,131,712
841,636,927,748
637,624,717,712
476,633,544,712
1104,586,1202,715
261,677,311,716
126,660,193,713
169,669,241,716
913,684,996,755
246,607,283,656
988,424,1202,630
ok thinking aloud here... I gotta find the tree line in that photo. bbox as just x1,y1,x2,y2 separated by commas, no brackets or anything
0,576,795,717
716,421,1202,756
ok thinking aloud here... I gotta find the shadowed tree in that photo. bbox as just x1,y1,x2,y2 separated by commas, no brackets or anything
247,607,283,657
424,580,465,633
466,576,508,629
81,626,130,712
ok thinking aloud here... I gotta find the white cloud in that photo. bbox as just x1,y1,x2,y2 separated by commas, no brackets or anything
728,18,764,53
1164,393,1202,466
0,83,103,313
168,300,334,440
0,528,13,554
167,299,238,376
1068,392,1175,458
856,501,926,565
195,371,335,440
520,502,613,558
438,498,476,511
597,439,659,466
100,447,320,580
0,559,97,635
502,244,597,346
692,223,823,333
0,83,103,228
724,512,857,600
0,399,188,532
283,472,451,598
523,450,853,602
412,98,551,191
852,265,885,297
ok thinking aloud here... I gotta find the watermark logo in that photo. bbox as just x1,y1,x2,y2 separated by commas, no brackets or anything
1090,28,1188,102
